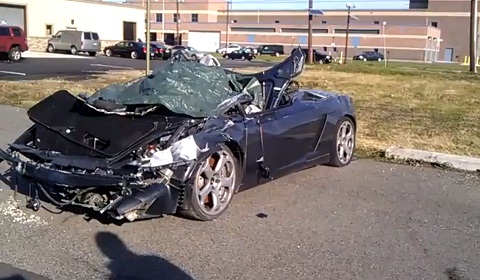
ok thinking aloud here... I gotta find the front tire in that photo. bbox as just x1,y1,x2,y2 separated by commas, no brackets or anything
328,116,356,167
179,145,239,221
47,44,55,53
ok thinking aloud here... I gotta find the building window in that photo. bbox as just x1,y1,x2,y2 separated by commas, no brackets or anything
191,13,198,22
323,46,327,51
334,28,380,34
45,24,53,36
373,21,379,24
156,13,163,22
232,20,237,23
231,27,275,32
70,19,74,25
275,20,280,23
431,22,438,27
173,14,179,23
321,20,327,24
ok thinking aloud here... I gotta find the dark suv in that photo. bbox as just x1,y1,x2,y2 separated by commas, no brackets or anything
257,44,284,56
294,48,333,64
0,25,28,62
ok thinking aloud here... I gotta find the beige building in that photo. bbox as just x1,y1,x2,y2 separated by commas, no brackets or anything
0,0,146,50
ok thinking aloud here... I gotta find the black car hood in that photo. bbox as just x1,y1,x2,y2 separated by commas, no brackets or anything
27,90,190,158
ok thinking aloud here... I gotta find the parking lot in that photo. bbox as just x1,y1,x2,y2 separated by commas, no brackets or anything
0,104,478,280
0,52,275,80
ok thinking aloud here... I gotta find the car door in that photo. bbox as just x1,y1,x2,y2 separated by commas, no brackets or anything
50,31,64,50
0,27,11,52
246,94,327,181
110,42,124,55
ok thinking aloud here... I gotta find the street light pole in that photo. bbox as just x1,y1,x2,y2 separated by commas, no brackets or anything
161,0,165,42
343,3,355,64
382,21,387,67
307,0,313,64
176,0,180,45
146,0,151,75
226,1,230,47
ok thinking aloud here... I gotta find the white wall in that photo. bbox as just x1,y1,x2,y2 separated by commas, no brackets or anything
1,0,145,40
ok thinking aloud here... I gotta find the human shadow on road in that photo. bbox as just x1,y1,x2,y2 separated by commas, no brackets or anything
96,231,195,280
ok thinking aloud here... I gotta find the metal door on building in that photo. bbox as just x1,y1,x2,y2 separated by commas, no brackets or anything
0,4,26,33
444,48,454,62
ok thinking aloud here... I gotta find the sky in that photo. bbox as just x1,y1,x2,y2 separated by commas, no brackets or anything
106,0,409,10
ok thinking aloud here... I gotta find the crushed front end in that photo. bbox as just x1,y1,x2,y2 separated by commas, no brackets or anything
0,117,218,222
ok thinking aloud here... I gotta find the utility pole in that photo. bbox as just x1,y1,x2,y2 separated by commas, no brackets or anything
146,0,151,75
469,0,478,72
343,3,354,64
382,21,387,67
307,0,313,64
226,0,230,47
176,0,180,45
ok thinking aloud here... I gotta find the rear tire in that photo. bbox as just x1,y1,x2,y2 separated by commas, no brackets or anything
178,145,239,221
328,116,356,167
70,46,78,55
105,49,112,57
8,47,21,62
130,51,138,59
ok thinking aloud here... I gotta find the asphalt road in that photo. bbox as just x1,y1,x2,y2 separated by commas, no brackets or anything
0,53,275,80
0,105,478,280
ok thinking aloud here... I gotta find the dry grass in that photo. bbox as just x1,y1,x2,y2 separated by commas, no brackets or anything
235,66,480,158
0,70,144,108
0,67,479,158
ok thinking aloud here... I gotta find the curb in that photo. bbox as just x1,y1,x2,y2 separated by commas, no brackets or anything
385,146,480,172
22,51,94,59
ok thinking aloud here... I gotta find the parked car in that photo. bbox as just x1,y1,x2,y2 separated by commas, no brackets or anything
150,42,171,60
257,44,284,56
0,24,28,62
223,47,255,60
170,45,205,61
245,45,258,55
353,51,384,62
0,47,357,223
294,48,333,64
103,41,156,59
216,44,242,54
46,30,100,56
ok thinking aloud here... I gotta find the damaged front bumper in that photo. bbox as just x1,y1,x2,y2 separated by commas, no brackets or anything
0,146,181,221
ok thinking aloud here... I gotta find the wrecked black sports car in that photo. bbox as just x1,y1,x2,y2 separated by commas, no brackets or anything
0,47,356,222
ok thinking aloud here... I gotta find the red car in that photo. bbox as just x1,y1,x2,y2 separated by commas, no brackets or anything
0,24,28,62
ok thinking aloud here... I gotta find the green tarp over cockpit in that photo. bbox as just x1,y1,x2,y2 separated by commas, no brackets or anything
85,61,262,118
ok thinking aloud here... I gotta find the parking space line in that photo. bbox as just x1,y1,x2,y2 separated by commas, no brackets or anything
0,71,26,76
90,64,134,70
